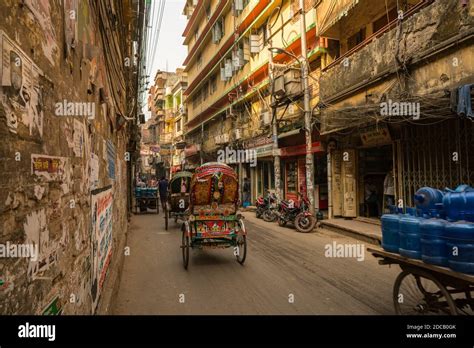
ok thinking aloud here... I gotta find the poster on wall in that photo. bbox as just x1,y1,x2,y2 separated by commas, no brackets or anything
106,140,116,179
31,154,67,182
73,119,84,157
90,153,99,190
90,186,113,312
0,30,44,137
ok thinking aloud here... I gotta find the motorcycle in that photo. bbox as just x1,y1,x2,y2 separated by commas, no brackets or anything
256,191,277,220
262,192,278,222
277,192,316,233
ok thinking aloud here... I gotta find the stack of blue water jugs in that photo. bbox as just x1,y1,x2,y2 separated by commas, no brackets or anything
381,185,474,275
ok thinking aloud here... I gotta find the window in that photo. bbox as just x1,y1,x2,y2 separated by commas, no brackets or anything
210,75,217,95
373,8,398,33
202,81,209,101
197,52,202,68
347,27,366,51
176,119,182,133
212,16,225,44
192,89,202,108
286,162,297,193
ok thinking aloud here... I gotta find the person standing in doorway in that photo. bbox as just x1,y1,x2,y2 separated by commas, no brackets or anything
242,177,251,206
384,168,395,212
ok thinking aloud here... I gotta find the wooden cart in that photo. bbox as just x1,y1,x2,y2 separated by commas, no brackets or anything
368,247,474,315
165,171,192,230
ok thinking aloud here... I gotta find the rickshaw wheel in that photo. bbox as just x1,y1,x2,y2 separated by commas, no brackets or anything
235,235,247,265
165,208,169,230
181,225,190,270
393,269,457,315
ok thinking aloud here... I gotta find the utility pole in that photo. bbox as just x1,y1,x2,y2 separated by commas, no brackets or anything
300,0,315,212
268,23,281,200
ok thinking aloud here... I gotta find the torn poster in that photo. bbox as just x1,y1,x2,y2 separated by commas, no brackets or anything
90,153,99,190
0,30,44,137
73,119,84,157
31,154,67,182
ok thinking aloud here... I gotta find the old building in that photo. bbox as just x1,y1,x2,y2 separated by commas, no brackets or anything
315,0,474,220
0,0,145,314
181,0,328,208
146,68,188,178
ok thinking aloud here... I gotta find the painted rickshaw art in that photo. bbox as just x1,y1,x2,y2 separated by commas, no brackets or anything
165,171,192,230
181,163,247,269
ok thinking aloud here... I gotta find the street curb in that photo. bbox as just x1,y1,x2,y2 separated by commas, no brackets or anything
319,221,382,246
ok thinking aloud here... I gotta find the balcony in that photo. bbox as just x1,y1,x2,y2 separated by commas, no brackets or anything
320,0,441,102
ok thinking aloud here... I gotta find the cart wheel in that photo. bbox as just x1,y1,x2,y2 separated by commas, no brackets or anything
235,235,247,265
393,269,457,315
181,224,190,270
235,219,247,265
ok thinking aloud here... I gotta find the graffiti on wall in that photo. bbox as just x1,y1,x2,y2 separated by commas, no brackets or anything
90,186,113,312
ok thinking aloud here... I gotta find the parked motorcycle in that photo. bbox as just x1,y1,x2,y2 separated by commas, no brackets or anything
262,192,278,222
277,192,316,233
256,191,277,220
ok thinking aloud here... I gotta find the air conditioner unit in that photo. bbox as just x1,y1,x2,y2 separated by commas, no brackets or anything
234,0,244,11
225,59,233,78
260,110,271,128
273,75,286,99
250,34,261,53
179,105,186,115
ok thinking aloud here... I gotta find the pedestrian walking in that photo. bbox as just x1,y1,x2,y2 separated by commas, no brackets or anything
158,176,169,214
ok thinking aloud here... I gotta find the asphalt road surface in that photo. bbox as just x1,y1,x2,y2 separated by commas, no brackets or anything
113,211,399,314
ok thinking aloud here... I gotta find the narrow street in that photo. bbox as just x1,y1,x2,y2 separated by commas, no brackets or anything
113,212,399,315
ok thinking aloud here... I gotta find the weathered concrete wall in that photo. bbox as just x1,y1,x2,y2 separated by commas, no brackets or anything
0,0,134,314
320,0,474,100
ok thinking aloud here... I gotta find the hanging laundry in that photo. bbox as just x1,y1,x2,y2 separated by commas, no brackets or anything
456,84,474,118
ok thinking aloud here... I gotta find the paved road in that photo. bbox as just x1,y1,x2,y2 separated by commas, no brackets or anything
113,212,399,314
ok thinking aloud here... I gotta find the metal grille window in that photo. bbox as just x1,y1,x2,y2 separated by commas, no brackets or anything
395,119,474,207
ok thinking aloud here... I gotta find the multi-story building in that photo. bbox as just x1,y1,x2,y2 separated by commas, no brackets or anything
146,68,188,178
181,0,328,208
315,0,474,220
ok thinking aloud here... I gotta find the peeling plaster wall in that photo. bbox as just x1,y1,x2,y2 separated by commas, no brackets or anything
320,0,474,101
0,0,132,314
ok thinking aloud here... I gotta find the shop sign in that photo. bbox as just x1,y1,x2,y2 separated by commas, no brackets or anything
280,142,324,157
360,124,391,146
254,144,274,158
243,136,272,149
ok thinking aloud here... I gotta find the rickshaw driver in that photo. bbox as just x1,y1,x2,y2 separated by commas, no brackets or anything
158,176,169,214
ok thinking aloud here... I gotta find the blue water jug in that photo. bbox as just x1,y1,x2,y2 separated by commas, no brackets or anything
445,221,474,275
420,213,448,266
414,187,444,218
399,208,422,259
381,205,401,253
443,185,474,222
